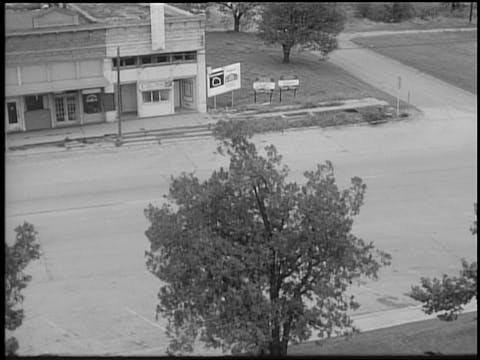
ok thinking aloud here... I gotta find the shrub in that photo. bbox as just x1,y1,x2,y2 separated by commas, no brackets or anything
355,2,373,18
357,106,388,123
354,2,415,23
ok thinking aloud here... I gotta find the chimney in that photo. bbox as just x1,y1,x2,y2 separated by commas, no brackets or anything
150,3,165,50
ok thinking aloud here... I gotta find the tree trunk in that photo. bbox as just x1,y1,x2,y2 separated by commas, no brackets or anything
234,13,241,32
282,45,291,64
269,331,283,356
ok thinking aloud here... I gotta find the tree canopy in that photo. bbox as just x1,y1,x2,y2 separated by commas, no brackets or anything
5,222,41,355
409,203,477,321
257,2,346,63
144,129,391,356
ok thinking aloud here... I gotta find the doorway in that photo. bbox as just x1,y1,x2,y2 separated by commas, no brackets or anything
174,78,195,111
55,93,78,124
6,100,21,132
120,83,138,115
7,101,18,125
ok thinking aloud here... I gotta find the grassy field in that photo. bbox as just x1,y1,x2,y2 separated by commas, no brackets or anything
289,311,477,355
352,31,477,94
345,15,477,33
205,32,399,110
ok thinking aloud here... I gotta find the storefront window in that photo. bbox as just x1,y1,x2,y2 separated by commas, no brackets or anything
160,90,169,101
83,93,101,114
142,90,170,103
25,95,44,111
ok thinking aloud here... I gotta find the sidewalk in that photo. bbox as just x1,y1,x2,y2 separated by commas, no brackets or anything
351,299,477,333
6,111,217,149
6,97,395,151
120,301,477,356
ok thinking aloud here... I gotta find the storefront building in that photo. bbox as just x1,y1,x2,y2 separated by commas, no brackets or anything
5,3,207,133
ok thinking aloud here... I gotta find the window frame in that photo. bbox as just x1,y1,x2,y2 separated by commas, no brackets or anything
112,51,197,69
142,89,170,103
25,95,44,111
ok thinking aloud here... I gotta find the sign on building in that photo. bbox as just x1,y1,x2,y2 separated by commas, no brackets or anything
207,62,241,97
139,79,173,91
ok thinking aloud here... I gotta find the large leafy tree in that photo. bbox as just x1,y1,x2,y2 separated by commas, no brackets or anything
144,124,391,355
216,2,261,32
409,203,477,321
257,2,346,63
5,222,41,356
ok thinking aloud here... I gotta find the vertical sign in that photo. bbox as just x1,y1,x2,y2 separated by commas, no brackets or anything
150,3,165,50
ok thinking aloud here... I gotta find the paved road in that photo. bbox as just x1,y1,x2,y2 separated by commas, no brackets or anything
6,28,477,356
6,115,476,355
328,28,477,119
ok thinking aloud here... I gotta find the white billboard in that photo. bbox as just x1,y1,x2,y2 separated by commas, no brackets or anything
207,62,241,97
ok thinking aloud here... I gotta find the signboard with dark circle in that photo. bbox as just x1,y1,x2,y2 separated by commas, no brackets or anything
209,71,224,89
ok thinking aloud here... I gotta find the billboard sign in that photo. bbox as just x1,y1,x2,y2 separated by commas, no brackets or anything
207,62,241,97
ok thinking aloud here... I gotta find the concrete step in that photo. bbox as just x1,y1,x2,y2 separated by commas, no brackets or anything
158,130,212,139
64,141,86,149
120,136,160,144
122,124,210,138
119,130,213,147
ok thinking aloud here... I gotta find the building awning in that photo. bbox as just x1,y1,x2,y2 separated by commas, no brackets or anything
5,77,109,97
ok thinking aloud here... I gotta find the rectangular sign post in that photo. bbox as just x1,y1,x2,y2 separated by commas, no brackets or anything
277,75,300,103
253,77,276,104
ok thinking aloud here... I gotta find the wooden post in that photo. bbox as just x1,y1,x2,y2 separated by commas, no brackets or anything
279,88,282,102
214,95,217,110
469,2,474,23
116,46,122,145
231,90,234,108
396,75,401,116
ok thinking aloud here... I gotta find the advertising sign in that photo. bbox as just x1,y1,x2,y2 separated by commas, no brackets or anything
208,63,241,97
139,80,172,91
253,77,275,93
278,75,300,90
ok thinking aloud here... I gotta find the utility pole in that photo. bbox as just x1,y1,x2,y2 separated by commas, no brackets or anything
116,46,122,146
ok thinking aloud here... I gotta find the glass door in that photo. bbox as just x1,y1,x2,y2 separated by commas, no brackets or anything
55,94,78,123
6,100,21,132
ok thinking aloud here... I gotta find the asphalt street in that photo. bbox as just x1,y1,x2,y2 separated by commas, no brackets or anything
6,113,477,355
5,28,477,356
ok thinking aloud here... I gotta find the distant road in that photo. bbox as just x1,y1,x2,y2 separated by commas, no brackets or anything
325,28,477,119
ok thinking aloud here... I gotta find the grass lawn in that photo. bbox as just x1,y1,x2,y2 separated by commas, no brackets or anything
342,2,477,32
344,14,477,33
352,31,477,94
289,311,477,356
205,32,400,110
